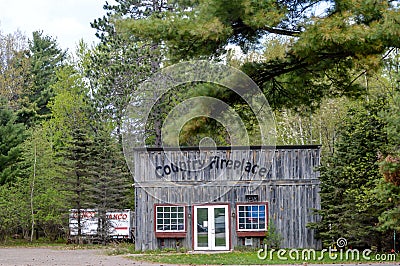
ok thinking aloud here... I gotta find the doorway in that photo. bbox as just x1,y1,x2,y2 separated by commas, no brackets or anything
193,205,229,250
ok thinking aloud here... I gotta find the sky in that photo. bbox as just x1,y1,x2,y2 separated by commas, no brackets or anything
0,0,116,53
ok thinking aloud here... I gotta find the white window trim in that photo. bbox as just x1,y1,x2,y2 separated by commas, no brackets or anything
236,203,267,232
155,205,186,233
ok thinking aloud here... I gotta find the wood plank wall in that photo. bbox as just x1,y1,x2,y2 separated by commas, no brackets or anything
133,146,321,251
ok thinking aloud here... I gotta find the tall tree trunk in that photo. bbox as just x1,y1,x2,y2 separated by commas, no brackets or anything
30,141,37,242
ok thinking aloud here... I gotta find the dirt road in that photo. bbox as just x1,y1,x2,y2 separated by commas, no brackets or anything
0,247,155,266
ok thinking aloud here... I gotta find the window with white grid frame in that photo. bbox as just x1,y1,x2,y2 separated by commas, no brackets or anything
237,204,266,231
156,205,185,232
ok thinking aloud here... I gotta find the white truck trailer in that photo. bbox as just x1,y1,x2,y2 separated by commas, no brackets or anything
69,209,134,242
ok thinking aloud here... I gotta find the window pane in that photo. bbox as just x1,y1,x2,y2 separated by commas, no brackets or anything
157,225,164,230
237,204,267,231
155,205,185,232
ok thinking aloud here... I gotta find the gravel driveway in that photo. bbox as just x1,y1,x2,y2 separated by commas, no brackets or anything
0,247,157,266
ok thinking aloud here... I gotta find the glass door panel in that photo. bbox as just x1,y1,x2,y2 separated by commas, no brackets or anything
214,207,226,247
196,207,209,248
194,205,229,251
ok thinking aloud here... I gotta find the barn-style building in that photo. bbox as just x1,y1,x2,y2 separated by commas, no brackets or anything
132,145,321,251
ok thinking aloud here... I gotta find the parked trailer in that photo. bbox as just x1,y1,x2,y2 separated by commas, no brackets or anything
106,210,134,240
69,209,99,236
68,209,135,242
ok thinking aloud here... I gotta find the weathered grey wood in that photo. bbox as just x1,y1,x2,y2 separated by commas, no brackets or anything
133,146,321,251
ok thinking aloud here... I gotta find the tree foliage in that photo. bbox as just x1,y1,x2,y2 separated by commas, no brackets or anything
117,0,400,109
0,97,26,185
50,52,133,241
0,30,30,111
309,95,390,249
1,0,400,247
89,0,162,143
14,31,67,126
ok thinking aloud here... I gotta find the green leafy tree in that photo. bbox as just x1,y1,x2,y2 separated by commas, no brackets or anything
18,125,66,241
274,97,350,156
0,30,31,111
0,177,30,240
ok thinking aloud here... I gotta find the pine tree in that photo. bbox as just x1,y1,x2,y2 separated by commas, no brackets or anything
18,31,66,125
117,0,400,110
89,0,162,144
0,97,26,185
309,96,390,249
59,127,97,241
91,128,133,243
50,53,134,242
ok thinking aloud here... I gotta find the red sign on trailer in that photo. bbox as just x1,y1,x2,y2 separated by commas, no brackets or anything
69,209,99,236
68,209,134,240
106,210,133,239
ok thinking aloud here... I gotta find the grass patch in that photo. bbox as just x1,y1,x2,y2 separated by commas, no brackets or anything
0,238,66,247
106,245,191,256
130,249,400,265
105,243,137,255
0,238,127,251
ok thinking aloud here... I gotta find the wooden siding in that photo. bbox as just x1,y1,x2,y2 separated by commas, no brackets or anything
133,146,321,251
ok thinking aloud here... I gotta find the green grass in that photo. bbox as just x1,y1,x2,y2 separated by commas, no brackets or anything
129,249,400,265
0,238,125,251
0,238,65,247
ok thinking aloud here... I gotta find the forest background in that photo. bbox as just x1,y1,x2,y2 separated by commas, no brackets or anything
0,0,400,250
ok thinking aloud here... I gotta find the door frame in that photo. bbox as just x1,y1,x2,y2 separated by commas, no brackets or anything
192,203,231,251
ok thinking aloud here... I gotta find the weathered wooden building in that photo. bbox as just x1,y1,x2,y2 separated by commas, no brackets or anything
133,145,321,251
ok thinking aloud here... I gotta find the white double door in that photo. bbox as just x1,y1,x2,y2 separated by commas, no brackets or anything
193,205,229,251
